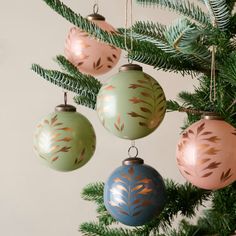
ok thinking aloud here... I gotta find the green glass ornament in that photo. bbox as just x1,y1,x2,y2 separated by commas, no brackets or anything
34,104,96,172
97,64,166,140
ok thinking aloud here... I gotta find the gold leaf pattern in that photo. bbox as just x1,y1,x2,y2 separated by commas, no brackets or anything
107,57,114,63
140,107,152,113
128,167,134,176
52,156,59,162
138,178,152,184
137,188,153,195
202,161,221,171
128,112,147,119
56,127,73,131
51,115,58,126
114,114,125,132
197,123,205,135
116,185,128,192
204,147,219,155
204,136,220,143
104,85,115,90
56,146,71,153
109,167,154,217
221,169,233,182
202,172,213,178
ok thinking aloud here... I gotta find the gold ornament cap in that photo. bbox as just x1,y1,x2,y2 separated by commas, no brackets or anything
55,104,76,112
201,113,223,120
87,13,105,21
119,64,143,72
122,158,144,166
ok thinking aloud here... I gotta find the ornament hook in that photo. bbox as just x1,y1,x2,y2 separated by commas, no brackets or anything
128,141,139,158
64,91,68,106
93,3,99,14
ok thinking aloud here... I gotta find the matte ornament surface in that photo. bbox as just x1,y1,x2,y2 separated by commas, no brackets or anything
65,19,121,76
97,70,166,139
104,160,166,226
34,111,96,172
176,119,236,190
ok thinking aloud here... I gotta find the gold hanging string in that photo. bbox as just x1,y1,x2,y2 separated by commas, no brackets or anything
210,45,216,103
125,0,134,62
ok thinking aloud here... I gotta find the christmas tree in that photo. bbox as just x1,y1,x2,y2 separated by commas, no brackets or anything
32,0,236,235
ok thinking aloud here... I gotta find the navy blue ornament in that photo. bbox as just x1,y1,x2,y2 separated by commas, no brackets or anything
104,157,166,226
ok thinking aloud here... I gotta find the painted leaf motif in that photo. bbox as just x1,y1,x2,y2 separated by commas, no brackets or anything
221,169,233,182
203,161,221,170
114,178,126,184
132,185,143,192
140,107,152,113
121,173,131,181
141,200,152,207
138,178,152,184
204,147,219,155
116,185,128,192
137,188,152,195
52,156,59,162
51,115,58,125
132,199,141,205
197,123,205,135
128,167,134,176
201,172,213,178
204,136,220,143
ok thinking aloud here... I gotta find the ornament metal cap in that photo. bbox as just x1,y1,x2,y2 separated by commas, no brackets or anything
87,13,105,21
119,64,143,72
122,158,144,166
55,104,76,112
201,113,223,120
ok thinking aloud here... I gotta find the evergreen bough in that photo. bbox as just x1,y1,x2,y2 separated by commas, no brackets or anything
32,0,236,235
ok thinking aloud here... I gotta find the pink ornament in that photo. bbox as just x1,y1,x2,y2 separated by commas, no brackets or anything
65,14,121,76
176,115,236,190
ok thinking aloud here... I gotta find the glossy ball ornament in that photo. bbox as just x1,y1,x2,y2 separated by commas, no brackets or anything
104,158,166,226
65,13,121,76
97,64,166,140
34,104,96,172
176,115,236,190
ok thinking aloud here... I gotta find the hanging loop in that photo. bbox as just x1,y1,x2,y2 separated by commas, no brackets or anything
93,3,99,14
64,91,68,106
128,140,138,158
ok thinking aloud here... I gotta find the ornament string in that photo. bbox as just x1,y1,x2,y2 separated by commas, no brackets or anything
124,0,134,63
210,45,216,103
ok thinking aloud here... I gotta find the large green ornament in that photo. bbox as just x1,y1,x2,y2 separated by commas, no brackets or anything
97,64,166,140
34,104,96,172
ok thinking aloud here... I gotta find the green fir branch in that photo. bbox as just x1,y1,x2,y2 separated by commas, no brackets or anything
81,182,104,204
79,222,134,236
135,0,210,26
167,100,182,112
132,21,167,41
31,64,97,103
55,55,102,94
73,95,97,109
203,0,230,30
164,18,211,65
